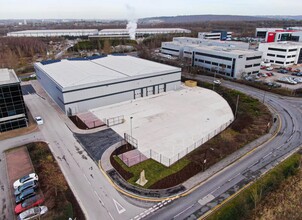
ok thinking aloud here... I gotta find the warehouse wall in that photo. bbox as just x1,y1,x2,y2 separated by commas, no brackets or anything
64,78,180,115
34,65,65,112
63,71,181,104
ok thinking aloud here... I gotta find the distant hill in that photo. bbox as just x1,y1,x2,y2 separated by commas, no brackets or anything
139,15,272,24
263,15,302,20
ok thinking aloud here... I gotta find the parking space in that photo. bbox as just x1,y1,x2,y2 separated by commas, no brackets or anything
257,65,302,89
5,147,34,219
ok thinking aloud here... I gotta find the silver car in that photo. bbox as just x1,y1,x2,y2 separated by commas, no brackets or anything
17,206,48,220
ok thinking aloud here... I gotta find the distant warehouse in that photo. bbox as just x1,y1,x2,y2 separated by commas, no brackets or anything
7,29,98,37
34,55,181,115
95,28,191,38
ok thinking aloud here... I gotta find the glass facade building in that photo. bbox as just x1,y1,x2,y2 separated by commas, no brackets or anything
0,69,28,132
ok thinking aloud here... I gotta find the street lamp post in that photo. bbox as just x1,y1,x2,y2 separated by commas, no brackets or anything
213,71,217,91
130,116,133,137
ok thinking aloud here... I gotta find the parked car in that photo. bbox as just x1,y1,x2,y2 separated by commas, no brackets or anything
14,181,38,196
266,67,273,71
15,188,36,204
34,116,44,125
266,72,273,76
294,68,300,73
213,79,221,85
17,206,48,220
13,173,38,189
278,69,288,74
296,72,302,76
15,196,44,214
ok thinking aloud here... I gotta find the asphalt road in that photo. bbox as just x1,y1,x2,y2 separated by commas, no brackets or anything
9,93,145,220
144,75,302,220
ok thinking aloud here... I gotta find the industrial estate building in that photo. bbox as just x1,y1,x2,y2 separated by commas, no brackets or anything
7,28,191,38
34,55,181,115
256,27,302,42
258,42,302,66
0,69,28,132
96,28,191,38
161,37,262,78
198,31,232,40
7,29,99,37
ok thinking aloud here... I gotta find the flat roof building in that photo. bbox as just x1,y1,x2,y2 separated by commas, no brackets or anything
0,69,28,132
7,29,98,37
198,31,232,41
258,42,302,66
96,28,191,38
34,55,181,115
161,37,262,78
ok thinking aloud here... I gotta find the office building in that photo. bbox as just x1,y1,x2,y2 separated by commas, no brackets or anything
0,69,28,132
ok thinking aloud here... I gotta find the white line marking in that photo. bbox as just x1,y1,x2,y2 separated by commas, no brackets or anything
113,199,126,214
93,191,104,205
108,212,114,220
173,204,195,219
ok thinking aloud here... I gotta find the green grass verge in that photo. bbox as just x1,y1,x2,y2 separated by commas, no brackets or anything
114,156,190,188
206,153,301,220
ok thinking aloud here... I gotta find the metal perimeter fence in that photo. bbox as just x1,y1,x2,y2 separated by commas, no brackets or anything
137,119,234,167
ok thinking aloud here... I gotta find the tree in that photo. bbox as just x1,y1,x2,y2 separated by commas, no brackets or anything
103,39,112,54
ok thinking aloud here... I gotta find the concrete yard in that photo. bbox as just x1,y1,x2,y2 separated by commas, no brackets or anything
90,85,234,166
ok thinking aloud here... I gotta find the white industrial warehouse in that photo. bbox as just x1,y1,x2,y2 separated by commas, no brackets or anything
7,29,98,37
97,28,191,38
91,86,234,166
34,55,181,115
161,37,263,78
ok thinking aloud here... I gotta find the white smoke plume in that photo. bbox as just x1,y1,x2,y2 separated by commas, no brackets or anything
126,19,137,40
125,4,137,40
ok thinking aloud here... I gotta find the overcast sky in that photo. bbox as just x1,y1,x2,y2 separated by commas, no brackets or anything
0,0,301,19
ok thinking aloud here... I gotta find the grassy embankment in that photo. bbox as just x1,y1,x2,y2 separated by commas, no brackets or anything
207,153,301,220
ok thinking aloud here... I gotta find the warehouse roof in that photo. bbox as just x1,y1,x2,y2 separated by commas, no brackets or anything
0,69,20,85
8,29,98,34
260,41,302,48
34,55,180,90
185,44,262,56
99,28,191,34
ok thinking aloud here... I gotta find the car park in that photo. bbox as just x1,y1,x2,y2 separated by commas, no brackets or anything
15,196,44,214
15,188,36,204
14,181,38,196
34,116,44,125
17,206,48,220
13,173,38,189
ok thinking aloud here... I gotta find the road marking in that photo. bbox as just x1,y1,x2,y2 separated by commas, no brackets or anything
263,152,272,159
108,212,114,220
173,204,195,219
198,194,215,206
113,199,126,214
93,191,104,206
